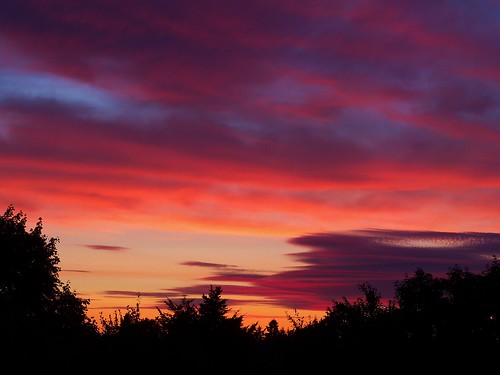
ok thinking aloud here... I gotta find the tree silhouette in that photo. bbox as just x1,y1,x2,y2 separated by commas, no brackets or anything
393,267,447,346
157,293,199,339
199,285,244,336
320,282,393,353
265,319,285,341
444,257,500,346
0,205,97,362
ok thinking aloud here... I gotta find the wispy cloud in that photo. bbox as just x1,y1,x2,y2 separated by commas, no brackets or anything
83,244,129,251
61,269,90,273
180,261,238,269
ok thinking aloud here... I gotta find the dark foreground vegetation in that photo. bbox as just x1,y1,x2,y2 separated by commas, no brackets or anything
1,205,500,373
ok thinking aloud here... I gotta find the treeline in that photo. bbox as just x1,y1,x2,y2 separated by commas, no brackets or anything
1,205,500,373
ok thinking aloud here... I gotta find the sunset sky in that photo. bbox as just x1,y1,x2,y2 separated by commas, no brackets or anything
1,0,500,328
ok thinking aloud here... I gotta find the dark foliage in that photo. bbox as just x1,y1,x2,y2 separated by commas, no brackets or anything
2,205,499,373
0,205,98,371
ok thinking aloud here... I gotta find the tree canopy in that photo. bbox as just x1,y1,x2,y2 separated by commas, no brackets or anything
0,205,96,346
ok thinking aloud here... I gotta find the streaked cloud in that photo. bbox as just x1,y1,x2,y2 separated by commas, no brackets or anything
180,261,238,269
0,70,169,123
176,230,500,311
61,269,91,273
83,244,129,251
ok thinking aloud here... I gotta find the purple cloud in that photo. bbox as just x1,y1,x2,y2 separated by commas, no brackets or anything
61,269,90,273
176,230,500,312
180,261,238,269
83,244,129,251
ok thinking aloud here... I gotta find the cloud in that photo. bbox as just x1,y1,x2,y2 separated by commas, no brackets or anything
61,269,90,273
180,261,238,269
175,230,500,312
181,261,269,284
0,70,169,123
83,244,129,251
0,71,121,111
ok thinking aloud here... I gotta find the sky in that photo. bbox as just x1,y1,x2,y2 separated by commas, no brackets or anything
1,0,500,328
